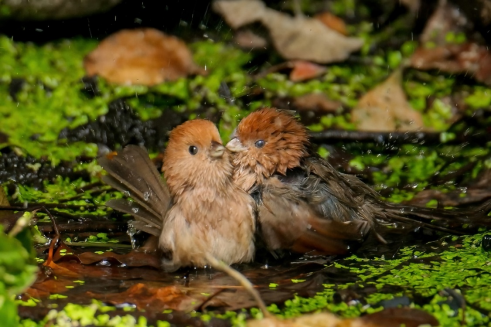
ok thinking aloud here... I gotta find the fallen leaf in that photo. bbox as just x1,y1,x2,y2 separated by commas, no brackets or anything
234,30,268,50
254,60,326,82
293,93,341,113
410,0,491,85
247,312,341,327
43,260,81,279
411,43,491,86
357,308,439,327
419,0,468,47
289,61,326,82
247,308,438,327
351,69,426,132
84,28,204,86
23,274,72,299
314,12,348,36
213,0,363,63
88,283,198,312
213,0,265,29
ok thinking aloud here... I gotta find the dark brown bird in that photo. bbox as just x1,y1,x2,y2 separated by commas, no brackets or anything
99,119,256,271
226,108,491,256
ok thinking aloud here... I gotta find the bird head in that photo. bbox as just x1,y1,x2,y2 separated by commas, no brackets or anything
226,108,310,187
163,119,232,198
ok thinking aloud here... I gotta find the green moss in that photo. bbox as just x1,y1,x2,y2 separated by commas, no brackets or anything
465,87,491,109
0,36,105,163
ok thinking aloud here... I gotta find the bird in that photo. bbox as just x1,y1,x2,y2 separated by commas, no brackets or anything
226,107,491,256
98,119,256,272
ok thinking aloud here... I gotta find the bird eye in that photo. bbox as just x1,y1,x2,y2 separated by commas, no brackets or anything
255,140,265,148
189,146,198,155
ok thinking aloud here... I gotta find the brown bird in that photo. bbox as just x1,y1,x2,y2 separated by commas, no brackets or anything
226,108,491,256
99,119,256,272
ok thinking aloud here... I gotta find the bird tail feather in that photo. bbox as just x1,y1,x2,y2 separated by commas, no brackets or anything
379,199,491,234
98,145,170,235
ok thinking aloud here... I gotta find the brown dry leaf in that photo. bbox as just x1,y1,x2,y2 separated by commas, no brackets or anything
84,28,204,86
234,30,268,50
410,0,491,85
289,61,326,82
248,308,438,327
43,260,81,279
24,274,72,299
247,312,342,327
254,60,325,81
420,0,468,46
359,308,439,327
293,93,341,113
314,12,348,36
88,283,198,312
213,0,363,63
411,43,491,86
351,69,426,132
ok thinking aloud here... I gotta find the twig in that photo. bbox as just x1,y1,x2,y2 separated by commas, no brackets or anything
12,203,104,210
40,206,60,236
37,221,127,234
64,241,132,248
204,254,273,318
0,205,29,211
195,288,229,312
443,288,466,326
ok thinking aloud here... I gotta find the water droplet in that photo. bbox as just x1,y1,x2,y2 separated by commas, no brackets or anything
143,191,150,201
132,207,139,214
127,223,137,249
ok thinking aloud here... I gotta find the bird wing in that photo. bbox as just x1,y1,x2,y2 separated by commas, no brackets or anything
258,175,368,256
98,145,171,234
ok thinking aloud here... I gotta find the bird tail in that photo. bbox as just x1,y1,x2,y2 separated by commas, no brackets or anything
377,199,491,235
98,145,170,236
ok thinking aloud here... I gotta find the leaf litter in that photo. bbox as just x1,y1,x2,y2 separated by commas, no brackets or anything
351,69,427,131
84,28,205,86
410,0,491,86
213,0,363,63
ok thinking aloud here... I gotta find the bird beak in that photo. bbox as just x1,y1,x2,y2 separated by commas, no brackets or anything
210,141,225,158
226,138,247,153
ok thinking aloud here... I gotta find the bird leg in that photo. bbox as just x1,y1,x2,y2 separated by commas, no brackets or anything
204,254,273,318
